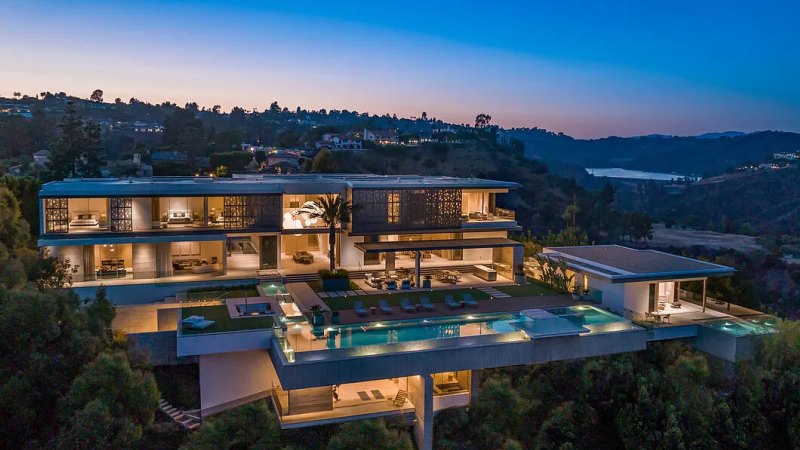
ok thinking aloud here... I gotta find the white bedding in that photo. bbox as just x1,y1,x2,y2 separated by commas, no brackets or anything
70,212,99,227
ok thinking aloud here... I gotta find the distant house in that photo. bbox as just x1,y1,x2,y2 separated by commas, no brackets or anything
132,121,164,133
32,149,50,166
363,129,400,145
151,150,189,163
316,133,362,151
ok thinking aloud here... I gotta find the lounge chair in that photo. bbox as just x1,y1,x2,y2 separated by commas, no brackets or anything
463,293,478,307
400,298,416,313
420,296,435,311
182,316,216,329
354,301,368,317
445,295,461,309
379,299,393,314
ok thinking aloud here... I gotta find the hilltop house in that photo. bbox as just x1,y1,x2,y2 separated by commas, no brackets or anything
37,175,775,449
364,129,400,145
316,133,362,151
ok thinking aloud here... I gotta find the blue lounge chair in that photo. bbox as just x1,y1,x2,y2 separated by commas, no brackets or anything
354,301,368,316
463,293,478,307
445,295,461,309
182,316,216,329
400,298,416,312
379,299,393,314
420,296,436,311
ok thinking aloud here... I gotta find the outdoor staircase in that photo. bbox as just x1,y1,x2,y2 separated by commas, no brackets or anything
257,269,282,283
159,398,201,430
392,389,408,407
282,273,320,284
307,235,320,252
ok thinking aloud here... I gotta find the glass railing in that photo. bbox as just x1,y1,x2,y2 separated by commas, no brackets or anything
273,322,296,363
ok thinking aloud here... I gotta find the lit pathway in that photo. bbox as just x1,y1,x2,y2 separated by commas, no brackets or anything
476,286,511,298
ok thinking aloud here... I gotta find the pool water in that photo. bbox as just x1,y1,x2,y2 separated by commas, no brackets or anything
260,282,287,296
702,316,777,336
318,306,632,350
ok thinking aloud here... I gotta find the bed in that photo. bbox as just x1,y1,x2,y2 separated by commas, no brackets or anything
167,210,193,224
69,212,100,227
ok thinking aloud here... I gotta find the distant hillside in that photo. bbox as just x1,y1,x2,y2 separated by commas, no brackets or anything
330,140,573,232
651,167,800,235
510,128,800,176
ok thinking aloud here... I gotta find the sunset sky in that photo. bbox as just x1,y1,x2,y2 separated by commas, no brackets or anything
1,0,798,138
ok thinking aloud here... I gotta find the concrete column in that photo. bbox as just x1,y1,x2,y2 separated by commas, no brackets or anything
222,239,228,275
409,374,434,450
469,369,480,405
203,197,209,227
415,251,421,287
674,281,679,302
512,245,525,283
702,278,707,313
385,251,396,275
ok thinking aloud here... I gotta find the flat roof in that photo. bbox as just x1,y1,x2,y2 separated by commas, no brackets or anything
542,245,735,283
355,237,521,253
39,174,519,197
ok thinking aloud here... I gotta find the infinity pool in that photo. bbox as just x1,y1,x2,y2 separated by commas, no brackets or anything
316,305,632,350
702,316,777,336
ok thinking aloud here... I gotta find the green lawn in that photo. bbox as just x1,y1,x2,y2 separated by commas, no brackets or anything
307,280,361,292
323,288,491,311
186,286,260,301
495,283,558,297
181,305,273,335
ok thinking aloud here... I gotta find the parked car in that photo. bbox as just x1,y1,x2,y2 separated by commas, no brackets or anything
293,251,314,264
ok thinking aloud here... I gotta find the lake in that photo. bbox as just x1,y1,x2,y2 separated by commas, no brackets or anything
586,168,689,181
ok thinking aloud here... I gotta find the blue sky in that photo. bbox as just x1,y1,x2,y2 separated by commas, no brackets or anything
1,0,798,137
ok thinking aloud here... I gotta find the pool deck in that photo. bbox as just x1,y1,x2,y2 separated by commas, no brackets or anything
333,294,577,326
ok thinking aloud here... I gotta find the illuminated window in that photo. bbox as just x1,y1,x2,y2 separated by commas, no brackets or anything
387,191,400,223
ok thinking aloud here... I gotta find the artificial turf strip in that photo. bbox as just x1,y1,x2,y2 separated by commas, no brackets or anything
181,305,273,335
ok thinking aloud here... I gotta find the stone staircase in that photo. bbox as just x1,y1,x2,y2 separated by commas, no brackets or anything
159,398,201,430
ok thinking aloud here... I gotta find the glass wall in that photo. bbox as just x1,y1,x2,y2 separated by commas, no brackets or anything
282,194,330,229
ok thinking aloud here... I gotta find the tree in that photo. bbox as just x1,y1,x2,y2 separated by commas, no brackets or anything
0,289,111,448
90,89,104,102
181,400,282,450
301,194,353,271
57,352,159,449
47,102,104,179
311,148,337,173
327,419,413,450
421,111,428,121
475,113,492,128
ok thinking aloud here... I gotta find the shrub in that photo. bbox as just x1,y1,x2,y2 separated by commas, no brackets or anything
318,269,349,279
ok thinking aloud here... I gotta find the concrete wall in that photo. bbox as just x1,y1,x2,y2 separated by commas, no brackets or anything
339,234,364,267
112,303,179,333
408,374,433,450
133,243,157,279
132,197,152,231
127,331,191,366
51,245,85,281
72,277,259,305
199,350,274,417
624,282,650,313
270,328,648,391
590,277,626,314
178,329,273,357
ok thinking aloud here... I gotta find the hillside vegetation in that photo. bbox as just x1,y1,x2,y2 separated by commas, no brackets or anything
331,140,574,232
510,128,800,175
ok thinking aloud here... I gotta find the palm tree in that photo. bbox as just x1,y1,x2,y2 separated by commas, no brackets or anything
299,194,353,271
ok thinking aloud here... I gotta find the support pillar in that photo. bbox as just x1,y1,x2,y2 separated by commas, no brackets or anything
702,278,707,313
203,197,209,227
512,245,525,284
415,251,421,287
409,374,434,450
674,281,679,303
469,370,480,405
385,252,396,276
222,239,228,275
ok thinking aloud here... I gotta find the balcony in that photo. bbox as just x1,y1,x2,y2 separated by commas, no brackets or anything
461,208,518,229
